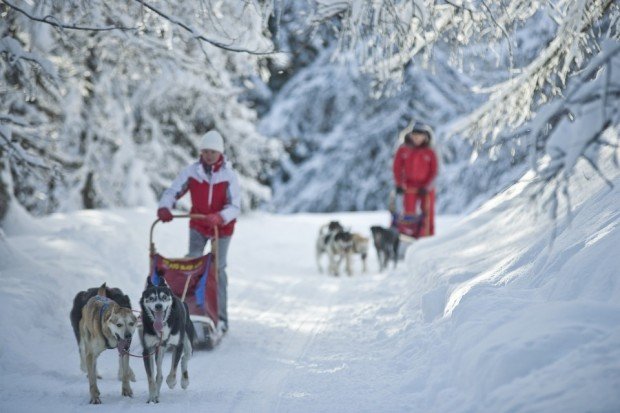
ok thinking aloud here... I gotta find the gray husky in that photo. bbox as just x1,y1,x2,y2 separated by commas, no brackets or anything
78,283,137,404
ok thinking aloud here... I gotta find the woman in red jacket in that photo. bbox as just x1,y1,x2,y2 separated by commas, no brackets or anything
392,122,438,237
156,130,240,334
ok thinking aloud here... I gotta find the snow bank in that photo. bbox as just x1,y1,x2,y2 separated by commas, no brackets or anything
396,151,620,412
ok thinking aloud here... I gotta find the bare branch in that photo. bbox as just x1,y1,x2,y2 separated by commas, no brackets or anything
133,0,277,55
0,126,48,170
582,152,614,188
479,0,514,71
2,0,137,32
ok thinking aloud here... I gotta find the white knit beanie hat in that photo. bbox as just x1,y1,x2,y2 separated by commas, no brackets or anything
199,130,224,153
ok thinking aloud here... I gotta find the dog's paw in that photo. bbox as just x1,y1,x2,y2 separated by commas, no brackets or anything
181,371,189,389
122,386,133,398
89,396,102,404
166,374,177,389
147,396,159,404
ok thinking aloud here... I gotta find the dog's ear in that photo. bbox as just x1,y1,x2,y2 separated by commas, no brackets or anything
147,269,167,287
157,275,167,287
97,283,107,297
155,269,167,286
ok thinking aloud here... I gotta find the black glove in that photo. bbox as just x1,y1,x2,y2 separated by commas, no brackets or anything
395,186,404,195
418,187,427,196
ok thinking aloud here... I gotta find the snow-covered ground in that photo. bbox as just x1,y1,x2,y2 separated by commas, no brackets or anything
1,158,619,412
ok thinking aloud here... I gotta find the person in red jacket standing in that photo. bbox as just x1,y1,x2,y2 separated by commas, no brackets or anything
392,122,438,237
156,130,240,334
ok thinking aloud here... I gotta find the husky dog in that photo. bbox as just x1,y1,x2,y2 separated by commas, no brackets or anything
315,220,345,273
327,230,355,276
140,274,196,403
70,284,136,382
77,283,137,404
370,226,400,271
351,233,369,273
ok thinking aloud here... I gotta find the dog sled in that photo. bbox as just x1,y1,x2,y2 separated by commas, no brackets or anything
389,212,423,259
389,189,433,258
395,213,426,241
149,214,222,350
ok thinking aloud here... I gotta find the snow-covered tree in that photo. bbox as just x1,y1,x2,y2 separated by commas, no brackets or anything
260,0,619,213
0,0,280,221
318,3,616,145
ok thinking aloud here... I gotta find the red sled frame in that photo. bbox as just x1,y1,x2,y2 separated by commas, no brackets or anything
149,213,221,349
393,188,433,242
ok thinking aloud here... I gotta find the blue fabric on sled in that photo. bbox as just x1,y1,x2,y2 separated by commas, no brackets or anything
150,256,161,286
195,254,212,308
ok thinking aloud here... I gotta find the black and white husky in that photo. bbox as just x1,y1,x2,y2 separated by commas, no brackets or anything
315,221,358,276
316,220,344,274
140,274,196,403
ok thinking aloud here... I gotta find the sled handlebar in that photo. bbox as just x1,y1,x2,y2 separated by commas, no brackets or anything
149,213,219,258
148,214,220,300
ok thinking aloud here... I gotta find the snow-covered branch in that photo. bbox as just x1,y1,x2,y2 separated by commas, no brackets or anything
310,0,538,88
455,0,617,140
2,0,137,31
310,0,617,138
521,39,620,219
133,0,276,55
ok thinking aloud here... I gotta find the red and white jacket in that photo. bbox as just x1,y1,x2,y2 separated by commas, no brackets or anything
158,156,241,237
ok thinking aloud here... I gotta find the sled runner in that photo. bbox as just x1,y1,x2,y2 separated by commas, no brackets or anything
149,214,223,350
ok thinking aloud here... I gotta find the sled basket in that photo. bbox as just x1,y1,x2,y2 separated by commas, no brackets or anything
396,213,425,239
149,253,218,324
149,213,223,349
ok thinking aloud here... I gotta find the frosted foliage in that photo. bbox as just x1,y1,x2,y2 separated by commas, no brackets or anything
257,1,618,213
529,40,620,215
311,0,618,137
260,45,479,213
0,0,280,216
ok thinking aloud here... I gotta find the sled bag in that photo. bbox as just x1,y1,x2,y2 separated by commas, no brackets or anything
150,253,218,324
396,213,425,239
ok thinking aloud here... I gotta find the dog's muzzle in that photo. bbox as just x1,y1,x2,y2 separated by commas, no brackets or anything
116,334,132,354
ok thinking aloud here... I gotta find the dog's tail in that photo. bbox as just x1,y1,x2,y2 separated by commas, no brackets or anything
97,283,107,297
70,292,86,345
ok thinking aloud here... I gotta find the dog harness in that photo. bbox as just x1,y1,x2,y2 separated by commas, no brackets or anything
96,295,115,350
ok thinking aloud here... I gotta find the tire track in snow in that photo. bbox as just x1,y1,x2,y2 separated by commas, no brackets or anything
225,277,338,413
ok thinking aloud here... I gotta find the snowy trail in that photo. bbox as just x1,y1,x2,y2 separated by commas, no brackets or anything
198,212,398,412
2,208,422,413
3,177,618,413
